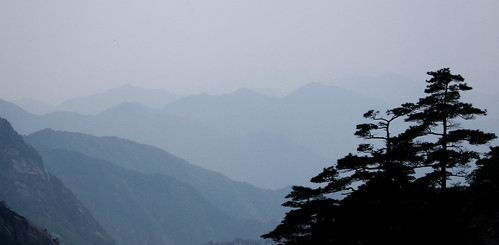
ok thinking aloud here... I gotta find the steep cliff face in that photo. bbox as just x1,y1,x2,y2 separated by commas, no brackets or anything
0,117,114,245
0,117,49,179
0,201,58,245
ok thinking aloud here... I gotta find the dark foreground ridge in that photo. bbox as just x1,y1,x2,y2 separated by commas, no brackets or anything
0,201,59,245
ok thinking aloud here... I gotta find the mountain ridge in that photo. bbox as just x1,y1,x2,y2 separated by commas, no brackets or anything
0,83,390,188
38,148,270,245
5,82,495,188
54,84,180,115
0,117,115,245
25,129,288,221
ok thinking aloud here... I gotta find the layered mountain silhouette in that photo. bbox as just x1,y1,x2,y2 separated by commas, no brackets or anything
0,83,389,188
11,98,55,115
0,117,115,245
25,129,287,244
49,84,178,115
37,149,271,245
2,82,498,188
25,129,287,222
160,82,388,160
1,116,284,244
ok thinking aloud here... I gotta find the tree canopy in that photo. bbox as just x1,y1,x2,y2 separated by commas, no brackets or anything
406,68,496,189
262,68,497,245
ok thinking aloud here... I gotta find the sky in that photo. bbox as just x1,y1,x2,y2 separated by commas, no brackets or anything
1,0,499,105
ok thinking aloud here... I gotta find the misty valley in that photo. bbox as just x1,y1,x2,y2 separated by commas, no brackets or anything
3,0,499,244
1,69,499,245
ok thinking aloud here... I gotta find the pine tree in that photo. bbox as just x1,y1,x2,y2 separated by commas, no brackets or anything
471,146,499,186
263,107,420,244
406,68,496,190
261,185,339,244
334,107,417,187
262,68,497,244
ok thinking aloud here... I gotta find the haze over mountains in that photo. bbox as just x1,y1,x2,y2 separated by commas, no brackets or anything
1,82,389,188
55,84,180,115
13,84,180,115
2,1,498,243
0,116,285,244
1,77,497,244
2,80,497,188
24,129,287,222
36,149,269,245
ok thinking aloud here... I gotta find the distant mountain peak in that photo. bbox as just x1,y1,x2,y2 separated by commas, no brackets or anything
118,83,134,88
106,83,136,92
54,84,180,115
232,87,257,94
299,82,347,91
0,99,29,113
285,82,355,100
10,98,55,115
229,88,270,98
99,101,151,116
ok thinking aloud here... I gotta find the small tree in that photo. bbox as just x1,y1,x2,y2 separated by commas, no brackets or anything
261,185,339,244
406,68,496,190
470,146,499,186
334,107,417,187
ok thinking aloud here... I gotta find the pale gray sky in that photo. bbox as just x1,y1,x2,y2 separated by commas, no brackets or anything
1,0,499,104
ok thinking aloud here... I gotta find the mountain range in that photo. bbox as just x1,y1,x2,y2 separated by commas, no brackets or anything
54,84,180,115
2,82,497,188
37,149,269,245
0,117,115,245
13,84,180,115
24,129,287,222
0,83,395,188
1,116,286,244
0,79,499,189
1,79,497,244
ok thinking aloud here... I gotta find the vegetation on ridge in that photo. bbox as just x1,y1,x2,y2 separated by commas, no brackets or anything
262,68,498,245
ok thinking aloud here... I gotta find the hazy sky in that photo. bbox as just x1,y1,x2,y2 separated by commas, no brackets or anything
1,0,499,104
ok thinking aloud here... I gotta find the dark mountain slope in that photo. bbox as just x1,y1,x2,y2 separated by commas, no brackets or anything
39,149,268,245
25,129,287,222
0,201,59,245
0,117,114,245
